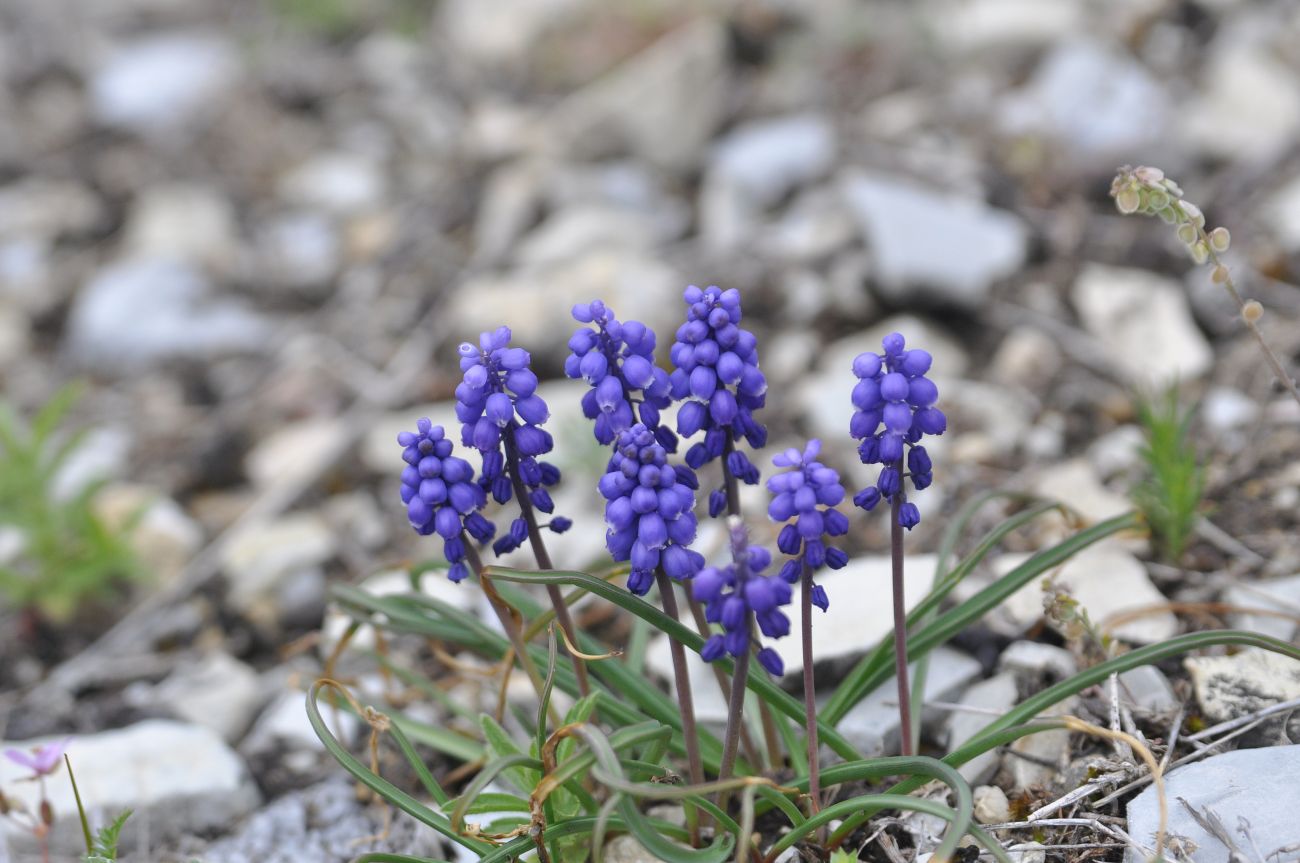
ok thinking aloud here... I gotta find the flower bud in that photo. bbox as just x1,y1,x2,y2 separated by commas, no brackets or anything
1146,189,1169,210
1181,201,1205,228
1211,265,1229,284
1209,226,1230,252
1190,241,1209,265
1176,223,1197,245
1158,206,1177,224
1134,165,1164,184
1243,300,1264,323
1115,187,1141,214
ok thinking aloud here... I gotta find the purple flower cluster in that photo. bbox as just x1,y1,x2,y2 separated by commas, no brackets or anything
399,419,494,582
567,300,677,451
692,522,789,676
600,424,704,595
766,440,849,610
849,332,945,528
669,286,768,516
454,327,568,555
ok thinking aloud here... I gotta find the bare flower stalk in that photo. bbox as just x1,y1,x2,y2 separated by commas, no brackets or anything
1111,165,1300,411
890,481,914,756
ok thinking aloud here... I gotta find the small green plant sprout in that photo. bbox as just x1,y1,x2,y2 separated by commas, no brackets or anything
1131,387,1205,564
65,750,131,863
0,384,140,623
1110,165,1300,410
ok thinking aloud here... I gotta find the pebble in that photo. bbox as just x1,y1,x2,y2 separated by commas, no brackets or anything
122,184,239,274
91,33,238,133
258,211,341,289
708,114,836,207
438,0,588,66
1226,573,1300,644
1072,265,1213,389
764,186,857,263
515,205,670,267
988,327,1063,393
278,152,386,215
1086,425,1145,481
1185,650,1300,743
990,540,1177,644
66,257,273,372
0,179,104,240
245,417,351,491
973,785,1011,825
0,304,28,372
840,169,1027,309
932,0,1084,53
149,652,264,743
1125,745,1300,863
220,514,338,622
193,776,445,863
998,40,1169,159
1202,386,1260,435
51,426,131,502
834,647,984,757
552,20,729,172
445,250,683,356
92,483,204,584
997,641,1078,683
1030,457,1133,537
0,720,259,857
1262,172,1300,252
1008,697,1077,788
1116,664,1178,714
1179,37,1300,161
945,672,1018,784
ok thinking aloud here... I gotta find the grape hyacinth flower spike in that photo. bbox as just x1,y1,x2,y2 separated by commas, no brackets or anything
693,516,790,783
567,300,679,451
669,286,768,518
848,332,945,756
398,418,494,583
454,326,589,696
600,424,704,596
766,439,849,815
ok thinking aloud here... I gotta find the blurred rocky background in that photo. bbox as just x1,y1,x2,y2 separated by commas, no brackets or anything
1,0,1299,860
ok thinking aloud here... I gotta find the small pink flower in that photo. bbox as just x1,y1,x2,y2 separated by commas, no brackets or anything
4,738,71,777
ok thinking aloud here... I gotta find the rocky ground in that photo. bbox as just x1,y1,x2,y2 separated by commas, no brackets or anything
1,0,1299,861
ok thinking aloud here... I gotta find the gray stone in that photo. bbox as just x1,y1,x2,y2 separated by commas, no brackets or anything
438,0,589,66
123,184,239,273
0,180,104,240
0,721,259,857
973,785,1011,825
245,417,350,490
151,652,264,742
1179,37,1300,161
1125,745,1300,862
471,160,545,266
50,426,130,502
445,251,682,358
278,152,385,215
992,540,1177,644
92,483,203,584
66,258,272,371
515,205,669,266
259,212,341,288
1227,574,1300,644
91,34,238,133
220,514,338,623
945,672,1018,784
1263,173,1300,252
1117,665,1179,715
241,689,359,788
840,169,1027,309
1202,387,1260,435
1008,697,1077,789
931,0,1084,53
708,114,836,207
0,305,29,372
764,186,857,263
836,647,983,757
551,21,728,172
1072,265,1213,389
194,776,445,863
1086,425,1145,481
988,327,1062,392
1185,651,1300,733
997,641,1078,683
998,40,1169,159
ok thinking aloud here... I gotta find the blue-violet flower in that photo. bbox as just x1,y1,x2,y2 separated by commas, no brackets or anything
766,440,849,609
398,418,494,582
692,519,790,676
849,332,945,528
668,286,768,516
454,327,566,555
567,300,678,452
600,424,704,595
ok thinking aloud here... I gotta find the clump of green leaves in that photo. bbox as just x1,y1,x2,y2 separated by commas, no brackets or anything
0,384,139,622
1131,387,1205,563
85,810,132,863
